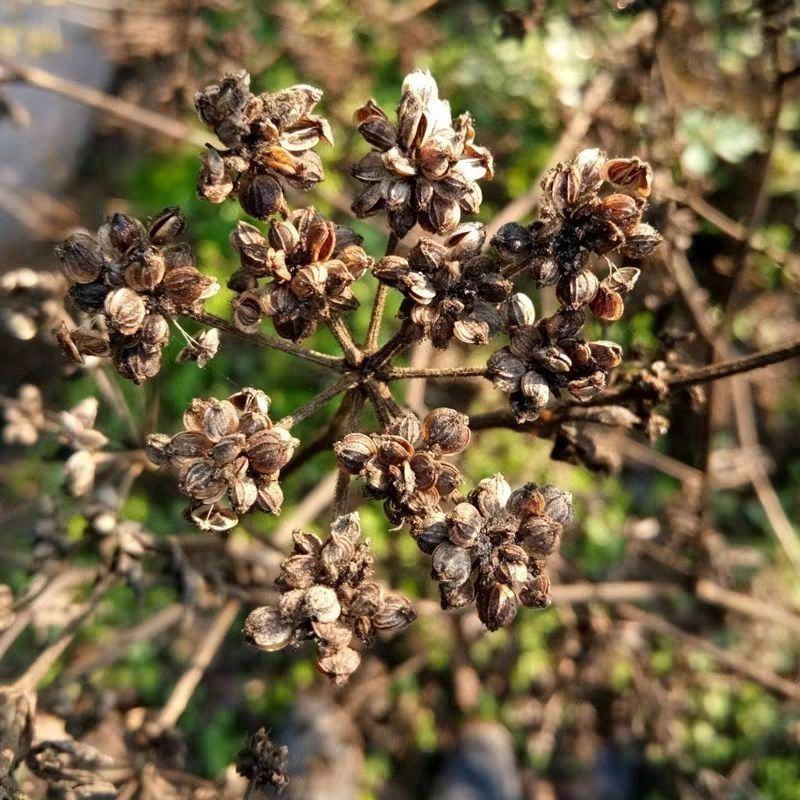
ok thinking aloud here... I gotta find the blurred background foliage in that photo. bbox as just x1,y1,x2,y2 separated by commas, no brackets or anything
2,0,800,798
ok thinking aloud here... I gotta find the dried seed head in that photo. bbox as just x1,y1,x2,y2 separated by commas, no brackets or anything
145,433,172,466
589,285,625,321
621,223,663,259
448,502,483,548
125,247,166,292
589,340,623,370
477,582,518,631
102,212,146,253
244,606,294,652
56,232,105,284
148,206,187,245
104,287,146,335
601,156,653,198
422,408,470,454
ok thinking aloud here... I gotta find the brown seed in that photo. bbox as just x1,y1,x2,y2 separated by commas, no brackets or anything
432,541,472,585
448,502,482,548
163,266,216,306
556,269,599,309
244,606,294,652
246,427,298,473
476,582,518,631
589,285,624,322
422,408,470,454
601,157,653,198
55,232,105,284
140,313,170,349
238,174,285,220
104,287,146,336
148,206,186,245
125,247,166,292
334,433,376,473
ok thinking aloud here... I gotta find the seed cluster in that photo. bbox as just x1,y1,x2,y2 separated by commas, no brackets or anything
55,207,218,383
229,207,373,341
373,223,516,348
335,409,470,526
412,475,573,630
351,70,494,237
195,70,332,219
146,388,298,531
244,513,416,684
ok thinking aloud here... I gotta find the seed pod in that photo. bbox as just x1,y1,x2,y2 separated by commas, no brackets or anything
373,595,416,632
519,371,550,409
350,581,384,618
540,485,574,525
531,345,572,374
102,212,146,254
470,473,512,518
168,431,212,462
589,285,624,322
556,269,599,309
187,501,239,532
573,147,605,194
148,206,186,245
203,399,239,441
244,606,294,652
529,256,559,286
491,222,532,262
422,408,470,454
290,263,328,299
487,348,526,393
64,449,96,497
412,517,449,554
125,249,166,294
560,338,591,368
440,579,476,610
601,156,653,198
304,585,341,623
589,340,623,370
238,174,285,220
104,287,146,336
598,193,642,234
138,314,169,351
506,293,536,328
229,387,271,416
164,244,196,270
313,619,353,650
603,266,641,294
163,266,217,306
568,370,606,400
246,427,298,473
444,222,486,261
332,433,374,474
145,433,172,466
506,484,546,518
518,573,551,608
519,515,562,555
55,323,110,363
448,502,482,548
69,281,109,313
232,291,264,333
476,582,517,631
256,478,284,514
621,223,662,259
316,646,361,684
431,541,472,585
180,460,226,502
55,233,105,284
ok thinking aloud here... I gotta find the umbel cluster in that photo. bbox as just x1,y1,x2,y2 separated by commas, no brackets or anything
53,68,661,683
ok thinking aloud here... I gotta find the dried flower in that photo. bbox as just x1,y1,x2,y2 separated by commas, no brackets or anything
412,474,572,630
0,268,67,342
2,384,46,445
235,729,289,794
488,307,622,422
373,223,517,347
194,70,332,218
55,207,218,382
351,69,493,237
491,149,661,308
244,512,416,684
335,409,470,525
176,327,220,368
146,388,297,530
229,207,372,341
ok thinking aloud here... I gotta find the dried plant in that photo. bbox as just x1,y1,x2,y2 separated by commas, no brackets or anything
3,23,800,794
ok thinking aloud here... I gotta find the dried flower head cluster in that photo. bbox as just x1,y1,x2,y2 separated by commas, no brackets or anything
413,475,572,630
374,223,518,348
195,70,332,218
33,67,667,692
229,207,372,341
146,388,297,531
244,513,416,684
55,207,218,383
335,409,470,525
491,149,661,307
0,268,66,343
352,70,493,237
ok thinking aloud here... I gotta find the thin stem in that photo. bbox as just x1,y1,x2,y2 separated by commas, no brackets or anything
177,309,345,371
154,598,241,732
365,378,404,425
365,321,421,372
332,391,366,519
385,364,488,380
94,366,139,444
365,232,399,352
0,55,208,147
276,374,358,429
325,315,363,366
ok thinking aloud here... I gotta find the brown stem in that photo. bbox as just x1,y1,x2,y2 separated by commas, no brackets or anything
365,233,399,352
177,309,344,371
365,321,421,373
276,374,358,429
365,378,404,426
332,391,366,518
325,316,363,366
0,55,208,147
385,365,488,380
